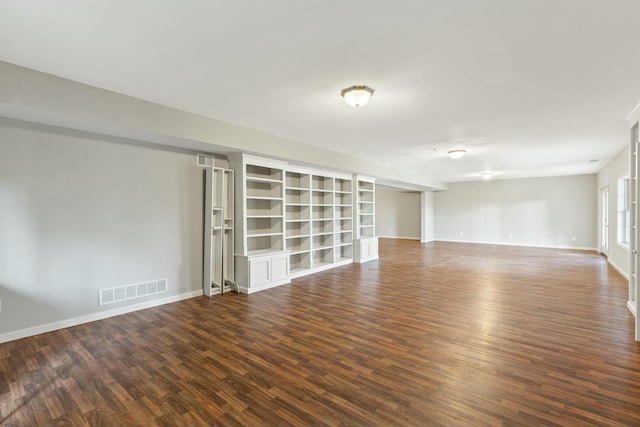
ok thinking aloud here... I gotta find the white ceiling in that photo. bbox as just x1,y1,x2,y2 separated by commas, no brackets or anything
1,0,639,183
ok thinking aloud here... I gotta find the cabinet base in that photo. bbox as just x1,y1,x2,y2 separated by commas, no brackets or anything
289,258,353,279
354,237,379,263
237,277,291,294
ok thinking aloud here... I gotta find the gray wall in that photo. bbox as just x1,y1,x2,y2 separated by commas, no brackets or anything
0,120,208,336
376,188,421,239
434,174,597,249
597,146,629,276
0,61,446,191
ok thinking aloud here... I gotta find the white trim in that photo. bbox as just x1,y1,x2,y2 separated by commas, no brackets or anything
237,278,291,294
608,258,629,280
377,235,420,240
434,239,597,251
0,290,203,344
616,175,631,247
628,300,637,317
625,101,640,123
354,256,379,264
354,174,376,183
289,258,353,279
617,242,630,251
598,185,609,256
229,153,289,169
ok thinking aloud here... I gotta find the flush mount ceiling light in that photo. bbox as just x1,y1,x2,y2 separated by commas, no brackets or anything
341,85,374,107
448,149,466,159
481,171,494,179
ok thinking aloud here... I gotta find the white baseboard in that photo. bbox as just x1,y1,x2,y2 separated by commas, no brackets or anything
608,259,630,280
628,300,637,317
289,259,353,280
0,289,203,344
237,278,291,294
377,235,420,240
354,256,379,264
434,239,597,252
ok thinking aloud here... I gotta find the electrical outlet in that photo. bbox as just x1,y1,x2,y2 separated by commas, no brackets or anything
0,298,2,312
572,236,577,241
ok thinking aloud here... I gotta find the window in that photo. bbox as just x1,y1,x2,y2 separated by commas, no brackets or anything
617,176,630,247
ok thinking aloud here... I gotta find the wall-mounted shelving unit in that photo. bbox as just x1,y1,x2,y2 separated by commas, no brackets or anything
285,169,312,276
335,177,354,263
311,174,335,272
229,155,290,293
354,175,379,263
284,169,354,278
203,167,235,296
227,155,374,292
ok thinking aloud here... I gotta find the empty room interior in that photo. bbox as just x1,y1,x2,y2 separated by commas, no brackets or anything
1,1,640,426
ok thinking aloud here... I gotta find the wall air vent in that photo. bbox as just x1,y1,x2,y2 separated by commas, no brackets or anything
99,278,168,306
197,154,214,167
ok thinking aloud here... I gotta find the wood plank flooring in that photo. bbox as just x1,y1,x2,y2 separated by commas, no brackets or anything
1,239,639,426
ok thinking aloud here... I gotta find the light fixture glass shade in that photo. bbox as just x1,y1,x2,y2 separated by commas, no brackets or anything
448,149,466,159
481,171,494,179
341,85,374,107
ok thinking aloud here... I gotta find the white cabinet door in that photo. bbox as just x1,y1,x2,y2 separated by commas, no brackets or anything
367,238,379,259
249,256,271,286
361,240,371,259
271,253,289,282
355,237,378,263
237,252,291,293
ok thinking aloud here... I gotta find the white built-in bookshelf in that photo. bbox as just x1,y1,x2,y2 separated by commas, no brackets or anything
334,177,354,265
227,154,366,292
203,167,235,296
245,164,285,254
354,175,379,263
203,154,379,294
284,169,354,278
285,169,312,276
229,155,290,293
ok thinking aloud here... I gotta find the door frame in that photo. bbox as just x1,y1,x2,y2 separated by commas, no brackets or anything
599,186,609,256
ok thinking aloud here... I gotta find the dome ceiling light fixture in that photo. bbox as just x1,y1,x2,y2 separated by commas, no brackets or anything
481,171,494,179
448,149,466,159
341,85,375,107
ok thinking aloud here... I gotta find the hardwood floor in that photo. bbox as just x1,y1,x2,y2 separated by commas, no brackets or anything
1,239,639,426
